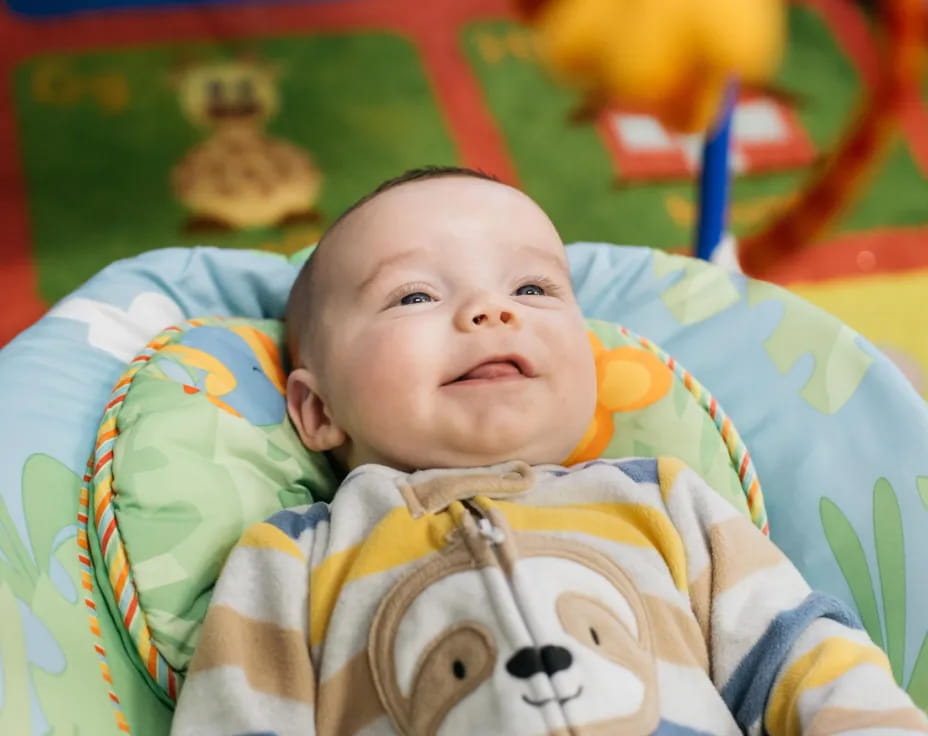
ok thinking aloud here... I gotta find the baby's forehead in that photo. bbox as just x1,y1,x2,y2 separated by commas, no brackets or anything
341,175,539,231
317,177,562,278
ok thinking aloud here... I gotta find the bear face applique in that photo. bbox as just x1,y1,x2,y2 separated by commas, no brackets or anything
368,531,660,736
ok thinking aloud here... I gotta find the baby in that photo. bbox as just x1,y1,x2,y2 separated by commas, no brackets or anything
172,167,928,735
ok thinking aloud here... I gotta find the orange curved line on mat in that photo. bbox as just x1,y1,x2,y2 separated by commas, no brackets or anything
160,345,236,395
206,394,243,418
229,326,286,394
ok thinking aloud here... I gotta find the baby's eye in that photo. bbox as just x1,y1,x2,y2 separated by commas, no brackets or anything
400,292,433,305
515,284,546,297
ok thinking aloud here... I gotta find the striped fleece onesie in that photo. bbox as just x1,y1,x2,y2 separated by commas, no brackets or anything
171,458,928,735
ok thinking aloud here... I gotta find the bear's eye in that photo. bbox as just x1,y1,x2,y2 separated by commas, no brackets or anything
590,627,600,646
452,659,467,680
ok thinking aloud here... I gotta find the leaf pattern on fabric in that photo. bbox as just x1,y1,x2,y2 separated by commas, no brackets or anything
748,280,873,414
821,478,928,710
0,455,115,735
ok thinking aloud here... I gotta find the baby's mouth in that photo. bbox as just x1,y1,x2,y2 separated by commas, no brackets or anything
457,361,521,381
449,356,534,383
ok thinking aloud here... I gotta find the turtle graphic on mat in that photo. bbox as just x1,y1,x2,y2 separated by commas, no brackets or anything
171,54,322,232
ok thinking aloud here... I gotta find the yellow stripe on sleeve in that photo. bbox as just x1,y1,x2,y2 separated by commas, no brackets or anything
765,637,892,736
239,522,304,561
657,456,690,504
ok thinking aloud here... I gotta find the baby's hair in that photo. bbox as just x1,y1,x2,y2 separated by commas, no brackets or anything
285,166,502,368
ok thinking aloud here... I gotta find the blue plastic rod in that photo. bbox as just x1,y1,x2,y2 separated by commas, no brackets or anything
695,82,738,261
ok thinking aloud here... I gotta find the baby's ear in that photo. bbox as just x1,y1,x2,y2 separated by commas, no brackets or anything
286,368,347,452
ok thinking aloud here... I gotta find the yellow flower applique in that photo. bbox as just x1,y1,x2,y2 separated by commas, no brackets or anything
565,331,674,464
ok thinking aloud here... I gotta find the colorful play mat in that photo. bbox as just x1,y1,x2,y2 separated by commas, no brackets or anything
0,0,926,397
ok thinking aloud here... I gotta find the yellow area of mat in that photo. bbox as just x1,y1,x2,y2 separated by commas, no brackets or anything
789,270,928,399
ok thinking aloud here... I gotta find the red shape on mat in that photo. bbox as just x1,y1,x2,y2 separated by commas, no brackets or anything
0,65,44,345
0,258,46,346
598,93,816,181
804,0,928,179
762,226,928,285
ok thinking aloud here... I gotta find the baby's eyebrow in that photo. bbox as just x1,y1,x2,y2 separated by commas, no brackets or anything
517,245,570,275
357,248,420,294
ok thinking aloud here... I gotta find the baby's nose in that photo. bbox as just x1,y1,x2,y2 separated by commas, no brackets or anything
471,308,515,326
456,295,521,331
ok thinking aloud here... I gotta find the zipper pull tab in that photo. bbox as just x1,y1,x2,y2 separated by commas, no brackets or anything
476,517,505,545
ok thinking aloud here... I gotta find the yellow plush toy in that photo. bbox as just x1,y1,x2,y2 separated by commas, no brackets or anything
520,0,785,132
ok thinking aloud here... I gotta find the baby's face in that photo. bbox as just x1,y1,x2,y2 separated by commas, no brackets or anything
299,176,597,470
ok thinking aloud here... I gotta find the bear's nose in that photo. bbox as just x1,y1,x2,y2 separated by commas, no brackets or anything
505,645,573,678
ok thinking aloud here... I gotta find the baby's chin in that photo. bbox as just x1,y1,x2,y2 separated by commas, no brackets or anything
352,442,576,473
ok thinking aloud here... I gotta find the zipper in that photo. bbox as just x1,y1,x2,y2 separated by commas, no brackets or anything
460,498,565,728
462,499,506,545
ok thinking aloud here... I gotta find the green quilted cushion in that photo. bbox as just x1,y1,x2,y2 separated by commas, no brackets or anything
86,318,335,702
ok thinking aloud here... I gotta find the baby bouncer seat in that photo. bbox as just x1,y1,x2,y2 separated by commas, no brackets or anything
1,241,927,734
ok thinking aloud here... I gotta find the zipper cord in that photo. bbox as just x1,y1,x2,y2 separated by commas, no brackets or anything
462,499,506,545
476,516,506,545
